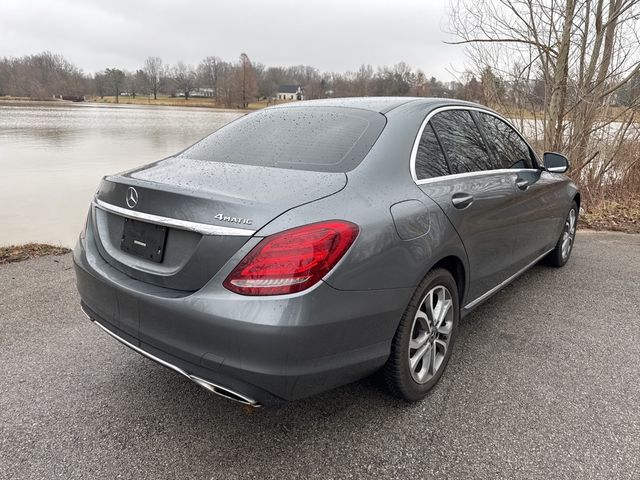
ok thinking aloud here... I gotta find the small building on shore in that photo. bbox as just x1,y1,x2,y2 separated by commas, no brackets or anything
54,94,85,102
190,88,215,98
277,85,304,101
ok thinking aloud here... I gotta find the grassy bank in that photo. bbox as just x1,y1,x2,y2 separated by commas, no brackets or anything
0,96,81,108
0,243,71,265
0,95,268,111
579,196,640,234
0,95,299,111
87,95,274,110
89,95,226,108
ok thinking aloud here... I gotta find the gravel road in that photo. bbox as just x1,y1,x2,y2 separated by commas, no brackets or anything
1,231,638,479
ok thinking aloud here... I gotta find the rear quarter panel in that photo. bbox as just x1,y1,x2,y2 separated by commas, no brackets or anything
255,102,470,300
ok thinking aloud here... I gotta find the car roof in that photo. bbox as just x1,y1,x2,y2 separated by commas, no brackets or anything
266,97,487,114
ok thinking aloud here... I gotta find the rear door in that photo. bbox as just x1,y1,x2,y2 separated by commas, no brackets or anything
473,112,566,270
415,109,521,304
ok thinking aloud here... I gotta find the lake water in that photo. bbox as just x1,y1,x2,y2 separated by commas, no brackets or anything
2,103,632,248
0,104,242,247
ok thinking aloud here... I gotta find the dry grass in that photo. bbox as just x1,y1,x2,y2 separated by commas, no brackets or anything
247,99,272,109
573,140,640,234
85,96,298,110
0,95,37,102
0,243,71,265
0,97,74,107
579,196,640,234
87,95,250,110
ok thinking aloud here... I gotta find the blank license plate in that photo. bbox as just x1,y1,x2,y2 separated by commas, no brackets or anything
120,218,167,263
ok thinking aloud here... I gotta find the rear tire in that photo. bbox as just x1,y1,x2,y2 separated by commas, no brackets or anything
383,268,459,401
545,201,578,268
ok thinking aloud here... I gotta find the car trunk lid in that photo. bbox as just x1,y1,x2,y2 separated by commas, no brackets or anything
91,157,347,291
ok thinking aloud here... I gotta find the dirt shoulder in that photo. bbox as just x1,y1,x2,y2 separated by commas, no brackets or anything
579,198,640,234
0,243,71,265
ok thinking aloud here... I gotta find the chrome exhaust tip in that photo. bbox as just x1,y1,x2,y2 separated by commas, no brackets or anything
80,305,92,320
189,375,261,407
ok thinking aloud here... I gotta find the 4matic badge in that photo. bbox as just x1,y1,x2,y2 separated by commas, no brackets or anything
214,213,253,226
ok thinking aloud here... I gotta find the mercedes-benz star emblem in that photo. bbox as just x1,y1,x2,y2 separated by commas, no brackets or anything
126,187,139,209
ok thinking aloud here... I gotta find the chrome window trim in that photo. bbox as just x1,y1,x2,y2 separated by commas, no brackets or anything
410,105,539,184
93,198,256,237
414,168,535,186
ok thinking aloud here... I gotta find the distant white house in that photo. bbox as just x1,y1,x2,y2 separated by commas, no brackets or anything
277,85,304,101
189,87,215,98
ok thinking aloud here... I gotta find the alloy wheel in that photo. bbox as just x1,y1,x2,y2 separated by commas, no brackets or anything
561,208,577,260
408,285,454,384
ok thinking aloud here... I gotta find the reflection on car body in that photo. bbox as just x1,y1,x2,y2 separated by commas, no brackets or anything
74,97,579,406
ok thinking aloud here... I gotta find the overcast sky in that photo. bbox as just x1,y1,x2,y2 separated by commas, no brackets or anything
1,0,468,80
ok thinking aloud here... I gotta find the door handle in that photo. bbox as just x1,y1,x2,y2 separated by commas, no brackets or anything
515,178,529,190
451,192,474,209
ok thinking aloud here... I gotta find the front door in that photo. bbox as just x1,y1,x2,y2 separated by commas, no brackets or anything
472,111,564,270
415,109,522,304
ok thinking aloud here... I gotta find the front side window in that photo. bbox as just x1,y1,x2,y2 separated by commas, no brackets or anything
430,110,493,173
475,113,534,169
415,123,450,180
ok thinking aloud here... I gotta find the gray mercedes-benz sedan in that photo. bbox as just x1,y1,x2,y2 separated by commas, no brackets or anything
74,97,579,407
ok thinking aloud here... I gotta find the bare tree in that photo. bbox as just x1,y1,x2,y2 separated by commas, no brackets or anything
449,0,640,144
411,69,429,96
371,63,413,96
172,62,196,100
354,64,374,96
125,70,138,99
198,56,222,102
238,53,257,108
216,62,236,107
135,69,148,97
143,57,163,100
448,0,640,207
0,52,86,99
93,71,106,99
0,50,463,108
104,68,125,103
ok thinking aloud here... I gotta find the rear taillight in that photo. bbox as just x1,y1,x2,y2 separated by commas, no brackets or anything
223,220,359,296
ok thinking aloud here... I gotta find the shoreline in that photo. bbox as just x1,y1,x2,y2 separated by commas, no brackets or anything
0,243,71,265
0,97,253,113
2,97,636,125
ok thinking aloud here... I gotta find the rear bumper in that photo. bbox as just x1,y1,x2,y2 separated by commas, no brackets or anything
73,234,412,405
81,304,263,406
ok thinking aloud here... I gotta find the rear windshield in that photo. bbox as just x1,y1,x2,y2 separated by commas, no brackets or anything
180,106,386,172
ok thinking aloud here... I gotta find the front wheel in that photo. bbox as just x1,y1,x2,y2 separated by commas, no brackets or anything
383,268,459,401
545,201,578,267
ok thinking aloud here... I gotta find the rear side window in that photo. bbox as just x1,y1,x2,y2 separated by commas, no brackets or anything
430,110,493,173
475,113,534,169
415,123,450,180
179,107,386,173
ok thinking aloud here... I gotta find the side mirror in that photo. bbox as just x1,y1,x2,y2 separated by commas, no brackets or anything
543,152,570,173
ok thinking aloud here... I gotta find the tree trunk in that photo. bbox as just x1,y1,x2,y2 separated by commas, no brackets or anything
571,0,622,170
544,0,576,151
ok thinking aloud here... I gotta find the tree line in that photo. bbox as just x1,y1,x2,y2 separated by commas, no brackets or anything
0,52,464,106
450,0,640,212
6,50,637,109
